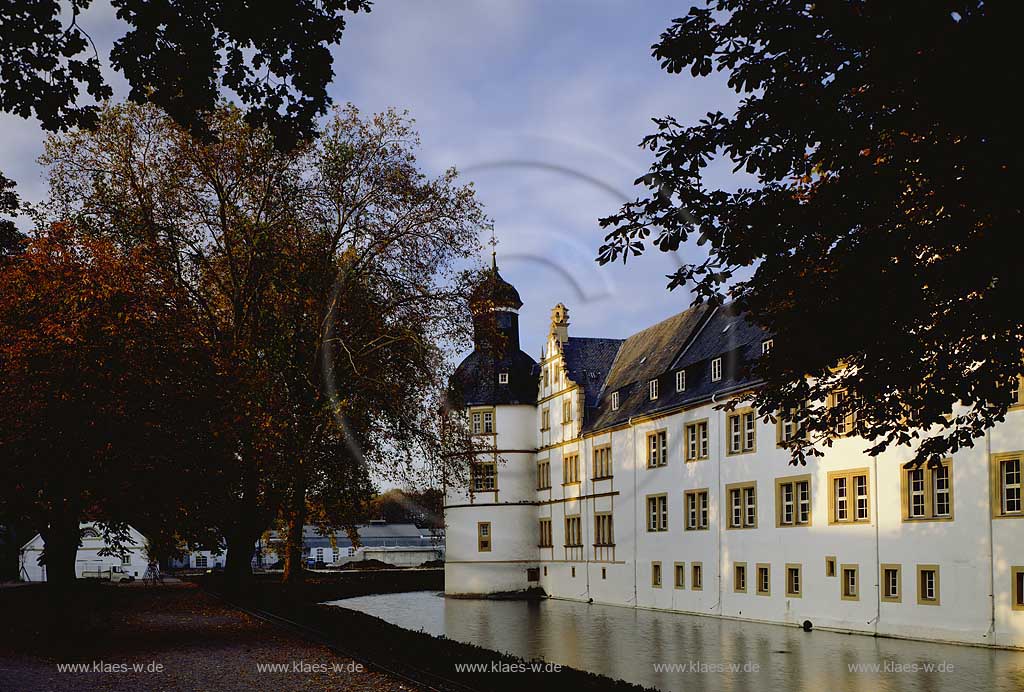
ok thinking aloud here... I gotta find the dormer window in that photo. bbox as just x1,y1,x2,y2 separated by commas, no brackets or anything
611,391,620,410
762,339,774,355
649,379,659,400
498,372,509,384
676,370,686,392
711,357,723,382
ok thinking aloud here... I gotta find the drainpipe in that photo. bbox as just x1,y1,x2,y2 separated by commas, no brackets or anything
710,388,729,616
987,428,997,643
630,417,638,608
871,454,881,633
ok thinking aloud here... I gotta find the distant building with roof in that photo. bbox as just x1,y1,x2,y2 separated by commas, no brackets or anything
171,521,443,570
445,261,1024,649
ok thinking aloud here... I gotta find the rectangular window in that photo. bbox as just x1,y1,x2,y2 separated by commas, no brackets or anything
1012,566,1024,611
537,460,551,490
470,462,497,492
593,445,613,479
830,389,858,436
685,420,709,461
829,469,870,524
881,564,902,603
902,460,953,521
611,391,620,411
477,522,491,552
1011,377,1022,408
674,562,686,589
676,370,686,392
563,453,580,484
122,554,132,566
498,372,509,384
564,516,582,547
756,564,771,596
538,519,552,548
594,513,614,546
543,367,550,389
647,430,668,468
316,548,324,562
776,406,803,446
471,411,482,434
711,357,722,382
692,562,703,590
917,565,940,605
841,564,859,601
762,339,774,354
195,554,208,569
776,475,812,526
649,379,659,400
734,563,747,593
998,456,1022,516
646,494,668,532
651,561,662,588
685,489,709,530
726,410,756,455
825,556,837,578
541,408,550,431
786,564,802,597
562,399,572,423
726,482,757,529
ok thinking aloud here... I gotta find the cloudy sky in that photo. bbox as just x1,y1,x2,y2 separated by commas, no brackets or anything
1,0,744,359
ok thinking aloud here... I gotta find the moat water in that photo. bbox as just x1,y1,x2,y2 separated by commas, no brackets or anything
327,590,1024,692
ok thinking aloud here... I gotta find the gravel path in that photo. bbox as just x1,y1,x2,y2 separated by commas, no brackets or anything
0,583,422,691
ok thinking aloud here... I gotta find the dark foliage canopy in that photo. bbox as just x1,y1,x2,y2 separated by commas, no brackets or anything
598,1,1024,465
0,0,370,145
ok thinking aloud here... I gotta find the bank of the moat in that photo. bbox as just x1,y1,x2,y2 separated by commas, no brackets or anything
329,590,1024,692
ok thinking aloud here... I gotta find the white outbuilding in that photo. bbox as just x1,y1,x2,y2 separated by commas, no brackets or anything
19,522,149,582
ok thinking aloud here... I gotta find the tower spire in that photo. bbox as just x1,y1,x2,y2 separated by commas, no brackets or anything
489,229,498,271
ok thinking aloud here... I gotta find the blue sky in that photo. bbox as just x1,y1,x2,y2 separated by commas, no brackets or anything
0,0,744,359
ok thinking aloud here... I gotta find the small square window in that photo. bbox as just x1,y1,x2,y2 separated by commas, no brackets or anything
762,339,774,355
711,357,723,382
498,372,509,384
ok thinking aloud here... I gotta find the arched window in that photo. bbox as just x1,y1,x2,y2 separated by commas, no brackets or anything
81,528,100,539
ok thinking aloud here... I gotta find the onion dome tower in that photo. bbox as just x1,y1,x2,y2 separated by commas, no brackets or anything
451,253,538,407
445,252,540,596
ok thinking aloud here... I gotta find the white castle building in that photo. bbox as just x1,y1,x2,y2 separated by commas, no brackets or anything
445,262,1024,648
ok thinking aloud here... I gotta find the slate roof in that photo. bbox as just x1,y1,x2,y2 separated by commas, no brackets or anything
451,348,538,407
583,302,769,434
561,337,624,408
469,265,523,310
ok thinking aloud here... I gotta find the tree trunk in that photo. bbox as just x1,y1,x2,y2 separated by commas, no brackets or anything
224,524,258,595
40,507,80,590
282,476,307,587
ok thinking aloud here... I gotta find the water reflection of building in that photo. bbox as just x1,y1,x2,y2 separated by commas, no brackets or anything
446,262,1024,648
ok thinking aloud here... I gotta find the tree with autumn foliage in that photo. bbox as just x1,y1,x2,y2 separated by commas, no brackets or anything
0,224,224,587
39,103,487,588
599,1,1024,467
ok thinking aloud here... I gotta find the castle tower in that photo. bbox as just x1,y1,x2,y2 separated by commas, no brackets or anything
446,257,540,595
